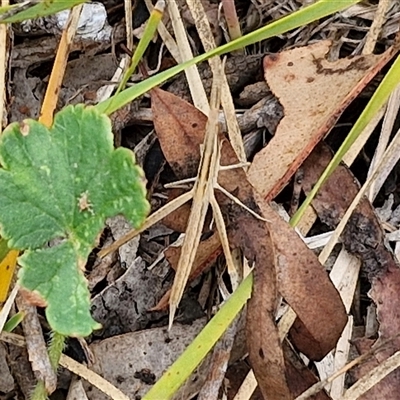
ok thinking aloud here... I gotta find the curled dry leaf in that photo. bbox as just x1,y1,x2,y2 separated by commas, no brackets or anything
248,40,397,201
301,142,400,397
152,87,347,397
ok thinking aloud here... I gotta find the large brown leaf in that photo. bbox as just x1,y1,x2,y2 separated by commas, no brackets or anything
219,143,346,361
256,197,347,361
302,142,400,398
248,40,397,201
231,201,292,399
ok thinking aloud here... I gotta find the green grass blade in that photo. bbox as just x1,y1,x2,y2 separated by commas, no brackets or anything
115,1,165,95
96,0,362,115
0,0,88,23
143,274,253,400
290,53,400,227
3,311,25,332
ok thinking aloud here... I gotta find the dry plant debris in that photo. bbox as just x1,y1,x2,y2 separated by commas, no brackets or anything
302,142,400,397
2,0,400,399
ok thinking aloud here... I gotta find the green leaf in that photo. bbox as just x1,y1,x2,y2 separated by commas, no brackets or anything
0,0,88,23
0,105,149,336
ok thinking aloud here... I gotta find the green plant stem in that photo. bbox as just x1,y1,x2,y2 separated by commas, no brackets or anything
114,0,164,96
48,331,66,369
0,0,87,23
31,381,48,400
102,0,164,117
31,332,66,400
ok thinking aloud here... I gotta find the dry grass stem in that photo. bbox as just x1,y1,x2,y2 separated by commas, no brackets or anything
363,0,391,55
295,336,400,400
0,284,18,332
40,4,83,127
186,0,246,163
98,190,193,258
124,0,133,51
167,0,209,113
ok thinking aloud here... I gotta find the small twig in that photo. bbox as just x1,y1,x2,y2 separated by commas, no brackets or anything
221,0,243,51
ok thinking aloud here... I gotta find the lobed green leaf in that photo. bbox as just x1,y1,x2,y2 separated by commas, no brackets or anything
0,105,149,336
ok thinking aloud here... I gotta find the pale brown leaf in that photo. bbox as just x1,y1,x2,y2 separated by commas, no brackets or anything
248,40,397,201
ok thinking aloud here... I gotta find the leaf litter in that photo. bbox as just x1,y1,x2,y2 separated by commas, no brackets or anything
302,142,400,398
2,0,395,398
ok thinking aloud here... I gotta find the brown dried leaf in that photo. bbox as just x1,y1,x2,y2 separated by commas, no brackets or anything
162,188,194,232
255,198,347,361
235,207,292,399
302,142,400,397
248,40,396,201
218,143,346,361
152,87,207,179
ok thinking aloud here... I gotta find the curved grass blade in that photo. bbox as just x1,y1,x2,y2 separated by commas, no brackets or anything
104,0,165,115
3,311,25,332
96,0,362,115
